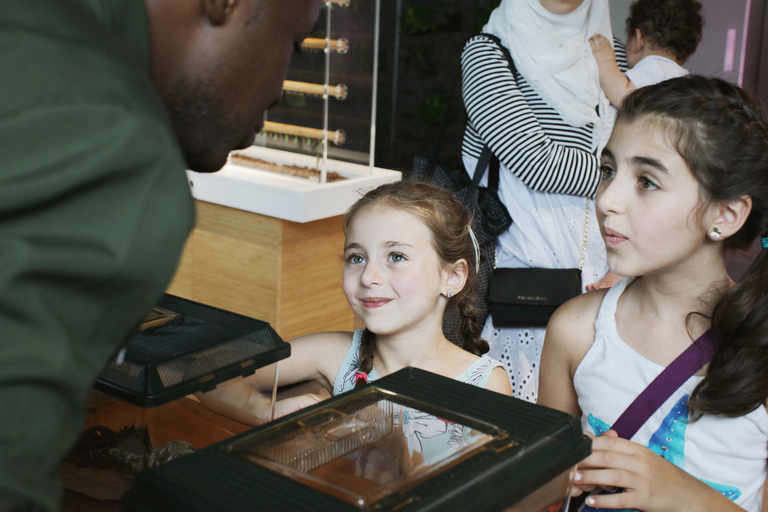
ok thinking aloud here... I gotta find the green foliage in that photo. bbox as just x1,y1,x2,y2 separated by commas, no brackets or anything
284,92,307,108
401,2,437,35
413,89,449,135
412,47,431,73
472,1,502,33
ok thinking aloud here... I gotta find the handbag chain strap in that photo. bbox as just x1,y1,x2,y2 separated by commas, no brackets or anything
579,198,590,271
493,196,591,270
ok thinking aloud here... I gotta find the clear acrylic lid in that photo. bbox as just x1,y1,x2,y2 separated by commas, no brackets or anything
229,388,514,508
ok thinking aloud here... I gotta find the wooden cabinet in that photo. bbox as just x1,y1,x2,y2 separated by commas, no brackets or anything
167,200,355,340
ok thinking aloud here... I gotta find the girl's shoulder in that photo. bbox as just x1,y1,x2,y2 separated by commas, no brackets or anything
552,288,608,330
464,33,497,48
546,287,610,365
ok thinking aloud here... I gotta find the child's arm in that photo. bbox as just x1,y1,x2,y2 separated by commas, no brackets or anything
196,331,352,425
589,34,635,107
577,431,748,511
486,366,513,396
538,291,606,497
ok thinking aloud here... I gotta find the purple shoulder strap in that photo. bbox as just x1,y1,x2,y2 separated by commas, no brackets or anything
611,329,716,440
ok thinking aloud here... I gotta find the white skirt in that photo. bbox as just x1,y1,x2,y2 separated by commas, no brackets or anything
464,154,608,402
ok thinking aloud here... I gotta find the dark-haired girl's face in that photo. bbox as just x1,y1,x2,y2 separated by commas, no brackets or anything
342,205,451,337
596,119,717,279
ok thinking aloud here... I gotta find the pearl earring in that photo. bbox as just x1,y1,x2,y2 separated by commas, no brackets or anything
445,291,453,298
709,226,722,240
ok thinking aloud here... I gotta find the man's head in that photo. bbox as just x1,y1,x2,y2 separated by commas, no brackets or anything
144,0,322,173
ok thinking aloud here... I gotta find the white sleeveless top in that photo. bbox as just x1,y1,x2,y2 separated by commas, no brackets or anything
574,278,768,511
333,330,504,395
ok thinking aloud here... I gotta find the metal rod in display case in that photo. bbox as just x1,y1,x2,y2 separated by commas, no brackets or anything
321,0,333,184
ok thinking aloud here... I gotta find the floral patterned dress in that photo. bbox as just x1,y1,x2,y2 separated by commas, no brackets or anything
333,330,506,465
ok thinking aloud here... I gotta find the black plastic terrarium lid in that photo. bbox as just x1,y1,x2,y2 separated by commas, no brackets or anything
121,368,591,512
94,294,290,408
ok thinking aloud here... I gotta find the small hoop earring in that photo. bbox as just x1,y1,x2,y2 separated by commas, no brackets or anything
709,226,722,240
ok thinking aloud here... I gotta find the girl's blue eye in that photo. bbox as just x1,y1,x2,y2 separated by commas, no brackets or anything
347,254,364,264
638,176,658,190
600,165,616,180
389,253,406,263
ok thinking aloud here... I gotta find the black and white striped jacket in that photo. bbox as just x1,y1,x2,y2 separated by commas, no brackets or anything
461,33,628,198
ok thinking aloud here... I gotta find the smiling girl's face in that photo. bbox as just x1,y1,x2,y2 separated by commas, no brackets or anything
342,204,449,337
596,117,718,279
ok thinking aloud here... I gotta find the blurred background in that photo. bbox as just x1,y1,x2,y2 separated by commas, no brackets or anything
372,0,768,174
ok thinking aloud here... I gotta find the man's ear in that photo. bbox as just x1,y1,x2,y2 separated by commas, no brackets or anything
203,0,238,26
711,195,753,240
444,258,469,297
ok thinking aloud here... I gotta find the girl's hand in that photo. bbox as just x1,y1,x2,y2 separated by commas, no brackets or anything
571,430,599,497
586,271,622,292
589,34,615,65
272,393,327,420
576,430,744,511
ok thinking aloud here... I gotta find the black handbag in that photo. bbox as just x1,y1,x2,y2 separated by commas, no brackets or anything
435,145,512,246
489,268,581,327
489,199,591,328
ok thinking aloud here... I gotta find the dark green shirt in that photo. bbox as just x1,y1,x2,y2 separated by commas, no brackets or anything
0,0,194,508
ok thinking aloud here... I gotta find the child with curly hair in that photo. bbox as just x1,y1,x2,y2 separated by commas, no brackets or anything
589,0,704,107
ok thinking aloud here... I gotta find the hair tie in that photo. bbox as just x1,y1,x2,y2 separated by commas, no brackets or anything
468,225,480,274
354,370,369,385
762,237,768,249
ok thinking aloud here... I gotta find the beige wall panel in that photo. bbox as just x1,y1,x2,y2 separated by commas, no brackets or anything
195,201,281,246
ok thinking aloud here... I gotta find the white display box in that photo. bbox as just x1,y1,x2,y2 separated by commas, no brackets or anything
187,147,401,223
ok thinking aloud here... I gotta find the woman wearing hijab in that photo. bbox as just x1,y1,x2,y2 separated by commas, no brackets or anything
461,0,626,402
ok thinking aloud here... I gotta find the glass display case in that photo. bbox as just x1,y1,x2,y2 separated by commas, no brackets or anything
188,0,400,223
257,0,379,170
